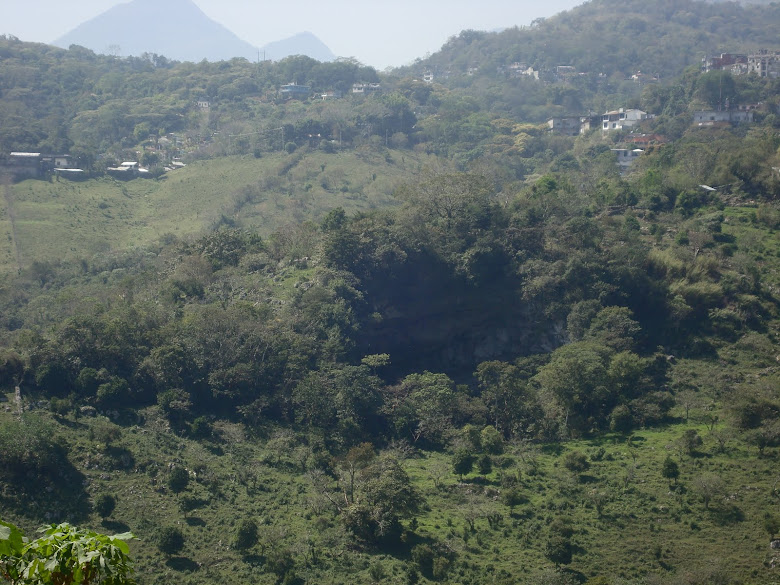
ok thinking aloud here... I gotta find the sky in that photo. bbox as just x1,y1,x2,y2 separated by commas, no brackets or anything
1,0,584,69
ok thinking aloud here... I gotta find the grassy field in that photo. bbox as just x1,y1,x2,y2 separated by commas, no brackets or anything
2,383,779,585
0,147,435,274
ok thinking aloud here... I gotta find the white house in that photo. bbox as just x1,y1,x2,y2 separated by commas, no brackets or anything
611,148,644,169
352,83,382,94
602,108,650,131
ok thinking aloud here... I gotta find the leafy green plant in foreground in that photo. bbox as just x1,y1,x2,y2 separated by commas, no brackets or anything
0,520,135,585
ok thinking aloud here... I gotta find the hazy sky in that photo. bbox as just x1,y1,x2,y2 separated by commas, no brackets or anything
2,0,584,69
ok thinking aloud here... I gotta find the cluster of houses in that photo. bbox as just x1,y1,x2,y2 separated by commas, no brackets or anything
702,49,780,78
546,95,762,170
0,151,187,182
546,108,656,138
278,82,382,101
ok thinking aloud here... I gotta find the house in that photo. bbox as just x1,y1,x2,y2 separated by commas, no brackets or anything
630,71,658,84
1,152,79,179
352,82,382,94
702,53,747,73
320,90,342,101
507,62,539,80
54,168,86,180
704,50,780,77
106,161,150,178
423,72,434,84
547,117,588,136
44,154,73,169
602,108,650,132
747,50,780,78
556,65,576,81
693,110,753,126
280,83,311,99
196,100,210,109
611,148,644,169
4,152,42,178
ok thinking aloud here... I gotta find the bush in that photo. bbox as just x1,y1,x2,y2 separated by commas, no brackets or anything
477,454,493,475
90,419,121,447
563,451,589,474
233,518,258,550
480,425,504,454
94,494,116,519
167,467,190,493
156,526,184,556
189,416,212,439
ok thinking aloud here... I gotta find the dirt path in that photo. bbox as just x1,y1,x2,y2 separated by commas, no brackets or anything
2,174,22,272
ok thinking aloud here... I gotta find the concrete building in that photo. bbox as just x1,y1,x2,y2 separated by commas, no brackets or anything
352,82,382,94
280,83,311,99
747,50,780,78
693,110,754,125
547,117,587,136
602,108,650,132
611,148,644,169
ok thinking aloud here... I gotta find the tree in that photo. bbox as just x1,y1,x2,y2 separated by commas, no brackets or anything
94,494,117,520
452,448,474,480
661,456,680,487
677,429,703,458
0,520,135,585
535,342,613,434
563,451,590,474
167,467,190,494
480,425,504,455
156,526,184,556
544,534,573,566
233,519,259,551
477,454,493,475
692,473,726,510
764,514,780,541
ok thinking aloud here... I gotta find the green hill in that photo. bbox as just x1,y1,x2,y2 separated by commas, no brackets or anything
1,1,780,584
0,148,433,273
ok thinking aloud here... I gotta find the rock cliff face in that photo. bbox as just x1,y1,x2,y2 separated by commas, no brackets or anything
360,276,564,375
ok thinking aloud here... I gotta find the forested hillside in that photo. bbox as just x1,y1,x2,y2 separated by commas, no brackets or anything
1,0,780,584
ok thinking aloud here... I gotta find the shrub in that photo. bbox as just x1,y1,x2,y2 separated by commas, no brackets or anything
156,526,184,556
167,467,190,493
563,451,589,474
233,518,258,550
94,494,116,519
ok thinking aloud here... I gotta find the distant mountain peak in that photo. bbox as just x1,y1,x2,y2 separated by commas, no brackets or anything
54,0,257,62
261,31,336,63
53,0,335,64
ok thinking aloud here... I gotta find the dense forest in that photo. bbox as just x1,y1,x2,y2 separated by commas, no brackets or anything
1,0,780,584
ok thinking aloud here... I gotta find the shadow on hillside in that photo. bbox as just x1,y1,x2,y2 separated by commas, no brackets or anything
185,516,206,527
103,445,136,470
204,443,224,456
241,553,264,566
54,416,88,430
101,519,131,533
166,557,200,572
711,503,745,525
1,461,91,524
